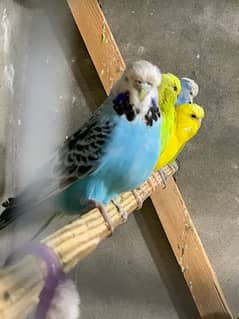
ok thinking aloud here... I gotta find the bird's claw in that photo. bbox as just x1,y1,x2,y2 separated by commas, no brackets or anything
148,172,161,192
88,200,114,235
168,161,180,182
132,189,144,210
112,199,128,223
158,169,168,189
168,161,178,173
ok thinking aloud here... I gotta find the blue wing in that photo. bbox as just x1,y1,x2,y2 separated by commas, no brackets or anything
0,96,119,223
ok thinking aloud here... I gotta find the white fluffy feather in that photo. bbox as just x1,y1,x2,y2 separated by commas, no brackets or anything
46,279,80,319
112,60,161,116
126,60,162,87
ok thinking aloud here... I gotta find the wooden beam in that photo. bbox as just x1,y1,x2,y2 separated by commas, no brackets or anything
151,178,232,319
67,0,125,94
67,1,233,318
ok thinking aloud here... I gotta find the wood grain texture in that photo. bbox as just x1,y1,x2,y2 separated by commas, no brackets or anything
67,0,126,94
151,178,233,319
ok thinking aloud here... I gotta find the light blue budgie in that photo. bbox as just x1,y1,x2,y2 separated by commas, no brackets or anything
176,77,199,105
0,60,162,232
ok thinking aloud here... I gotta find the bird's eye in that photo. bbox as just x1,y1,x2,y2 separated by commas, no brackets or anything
189,91,193,96
147,81,153,86
173,86,177,91
191,114,197,119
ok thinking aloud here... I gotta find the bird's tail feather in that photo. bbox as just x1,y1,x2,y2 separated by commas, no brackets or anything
0,205,26,230
2,197,15,208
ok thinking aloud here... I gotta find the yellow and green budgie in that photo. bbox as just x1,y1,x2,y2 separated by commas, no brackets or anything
154,103,205,171
158,73,181,155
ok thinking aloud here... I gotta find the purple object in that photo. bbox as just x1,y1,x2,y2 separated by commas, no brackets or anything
23,243,65,319
113,91,129,104
5,243,65,318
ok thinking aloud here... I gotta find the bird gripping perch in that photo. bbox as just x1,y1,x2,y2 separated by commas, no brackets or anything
0,165,177,319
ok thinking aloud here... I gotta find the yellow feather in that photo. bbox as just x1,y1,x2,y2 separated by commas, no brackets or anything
158,73,181,153
154,103,205,171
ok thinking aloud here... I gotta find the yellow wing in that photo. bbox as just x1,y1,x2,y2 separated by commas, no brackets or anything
154,131,182,170
154,103,205,171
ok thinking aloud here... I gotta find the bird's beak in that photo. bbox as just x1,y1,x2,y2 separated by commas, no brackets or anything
135,83,150,102
138,89,147,101
198,119,202,127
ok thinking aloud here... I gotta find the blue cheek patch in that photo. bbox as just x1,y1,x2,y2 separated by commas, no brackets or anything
151,97,158,111
113,91,129,104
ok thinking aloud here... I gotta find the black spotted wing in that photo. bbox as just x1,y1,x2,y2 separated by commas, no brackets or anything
5,113,116,209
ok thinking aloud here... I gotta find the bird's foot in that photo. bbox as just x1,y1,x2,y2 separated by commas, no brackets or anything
112,198,128,223
165,161,179,182
175,159,181,171
168,161,179,173
148,172,161,192
132,189,144,210
87,199,114,235
158,169,168,189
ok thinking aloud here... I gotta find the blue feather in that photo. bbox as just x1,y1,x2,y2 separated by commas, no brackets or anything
176,78,198,105
55,95,161,213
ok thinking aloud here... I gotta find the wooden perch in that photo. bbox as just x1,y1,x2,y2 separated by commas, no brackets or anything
0,166,177,319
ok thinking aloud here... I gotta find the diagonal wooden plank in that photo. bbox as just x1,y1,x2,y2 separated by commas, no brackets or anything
66,1,233,318
67,0,125,94
151,178,232,319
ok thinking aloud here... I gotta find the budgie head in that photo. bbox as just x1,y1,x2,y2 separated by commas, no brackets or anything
176,103,205,142
125,60,162,101
176,77,199,105
115,60,161,104
158,73,181,112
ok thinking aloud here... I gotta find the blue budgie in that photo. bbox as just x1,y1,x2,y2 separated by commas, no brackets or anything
176,77,199,105
0,60,162,232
